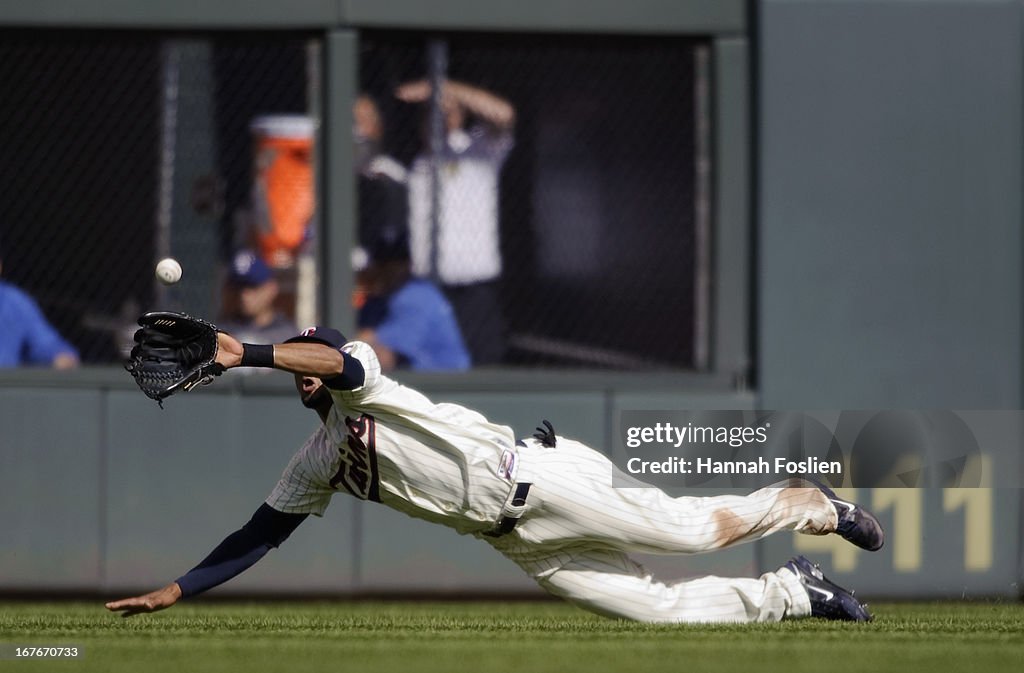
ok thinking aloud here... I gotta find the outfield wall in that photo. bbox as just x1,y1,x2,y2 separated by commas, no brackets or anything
755,0,1024,599
1,0,1023,600
1,372,1021,600
0,371,757,595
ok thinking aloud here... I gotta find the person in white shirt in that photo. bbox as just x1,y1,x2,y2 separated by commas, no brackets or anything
398,79,515,365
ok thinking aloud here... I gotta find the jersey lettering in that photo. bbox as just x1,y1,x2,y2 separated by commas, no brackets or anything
330,414,381,502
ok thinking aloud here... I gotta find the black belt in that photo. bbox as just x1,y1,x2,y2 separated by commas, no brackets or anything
483,482,532,538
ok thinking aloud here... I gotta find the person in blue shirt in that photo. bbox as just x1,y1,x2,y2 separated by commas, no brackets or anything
0,252,79,369
355,227,470,372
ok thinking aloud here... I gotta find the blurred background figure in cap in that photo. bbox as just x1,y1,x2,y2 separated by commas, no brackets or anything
355,224,470,373
218,249,297,345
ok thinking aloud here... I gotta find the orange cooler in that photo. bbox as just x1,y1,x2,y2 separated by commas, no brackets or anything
250,115,316,269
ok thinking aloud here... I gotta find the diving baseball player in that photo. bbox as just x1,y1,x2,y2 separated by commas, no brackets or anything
108,324,883,623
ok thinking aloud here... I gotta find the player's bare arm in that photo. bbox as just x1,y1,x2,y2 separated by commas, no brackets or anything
216,331,346,377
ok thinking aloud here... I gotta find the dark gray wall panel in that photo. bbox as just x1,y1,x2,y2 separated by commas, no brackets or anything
342,0,744,34
0,0,338,27
0,390,103,589
759,0,1022,408
0,0,744,34
103,390,354,592
357,502,540,592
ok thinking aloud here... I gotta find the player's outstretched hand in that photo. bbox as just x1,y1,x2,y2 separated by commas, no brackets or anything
105,582,182,618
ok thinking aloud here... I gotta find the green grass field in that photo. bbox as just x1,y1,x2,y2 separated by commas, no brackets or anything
1,601,1022,673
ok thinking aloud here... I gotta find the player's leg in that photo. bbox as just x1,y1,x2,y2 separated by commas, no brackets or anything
515,438,838,554
519,548,811,623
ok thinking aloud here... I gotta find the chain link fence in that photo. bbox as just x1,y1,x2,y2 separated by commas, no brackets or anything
1,28,709,371
0,30,313,365
0,31,159,365
359,31,709,369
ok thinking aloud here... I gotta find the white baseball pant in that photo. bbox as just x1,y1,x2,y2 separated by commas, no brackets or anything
486,438,837,623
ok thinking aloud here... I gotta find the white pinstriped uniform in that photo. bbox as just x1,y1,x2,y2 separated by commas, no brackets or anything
267,342,838,623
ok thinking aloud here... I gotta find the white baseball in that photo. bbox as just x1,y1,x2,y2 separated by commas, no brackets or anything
155,257,183,285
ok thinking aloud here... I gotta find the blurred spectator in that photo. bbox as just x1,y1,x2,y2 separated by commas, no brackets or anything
355,227,470,373
354,93,409,250
218,249,297,345
0,250,79,369
396,78,515,365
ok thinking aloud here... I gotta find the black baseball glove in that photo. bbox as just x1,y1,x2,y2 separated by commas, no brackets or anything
125,311,224,405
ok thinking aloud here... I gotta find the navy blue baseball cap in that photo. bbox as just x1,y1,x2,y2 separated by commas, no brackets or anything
285,326,348,348
229,249,273,286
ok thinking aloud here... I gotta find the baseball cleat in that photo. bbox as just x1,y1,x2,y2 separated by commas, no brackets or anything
810,479,884,551
785,555,873,622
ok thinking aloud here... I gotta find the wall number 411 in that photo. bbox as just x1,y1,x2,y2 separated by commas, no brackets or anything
794,486,994,573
